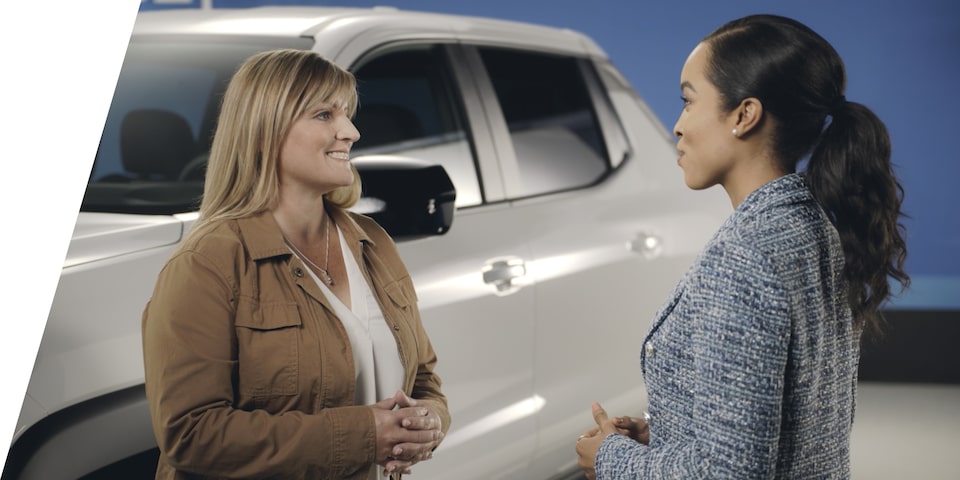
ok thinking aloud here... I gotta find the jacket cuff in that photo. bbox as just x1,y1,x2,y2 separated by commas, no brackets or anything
596,433,645,480
327,405,377,475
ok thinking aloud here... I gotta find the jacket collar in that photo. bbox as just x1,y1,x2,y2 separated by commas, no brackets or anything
734,172,813,217
641,174,814,374
235,207,375,262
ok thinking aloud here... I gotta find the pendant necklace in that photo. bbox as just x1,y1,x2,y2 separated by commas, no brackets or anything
285,214,335,286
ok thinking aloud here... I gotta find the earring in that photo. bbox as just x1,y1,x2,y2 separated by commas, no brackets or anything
732,128,738,136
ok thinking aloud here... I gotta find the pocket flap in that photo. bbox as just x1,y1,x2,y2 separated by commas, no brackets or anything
383,279,417,307
235,302,302,330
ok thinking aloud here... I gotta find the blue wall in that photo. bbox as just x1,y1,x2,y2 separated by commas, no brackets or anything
140,0,960,309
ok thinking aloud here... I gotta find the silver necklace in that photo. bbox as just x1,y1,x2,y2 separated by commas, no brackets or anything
285,214,334,286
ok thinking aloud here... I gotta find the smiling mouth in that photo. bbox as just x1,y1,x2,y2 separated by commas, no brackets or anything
328,152,350,161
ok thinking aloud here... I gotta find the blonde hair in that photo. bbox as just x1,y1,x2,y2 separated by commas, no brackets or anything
191,49,360,236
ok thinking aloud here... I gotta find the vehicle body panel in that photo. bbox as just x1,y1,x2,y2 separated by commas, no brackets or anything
9,7,729,480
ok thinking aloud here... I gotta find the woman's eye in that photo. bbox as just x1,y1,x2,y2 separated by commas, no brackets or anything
680,96,691,106
314,110,332,120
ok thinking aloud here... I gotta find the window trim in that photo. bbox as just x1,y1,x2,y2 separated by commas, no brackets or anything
466,45,623,201
347,41,491,209
579,58,632,170
447,43,513,204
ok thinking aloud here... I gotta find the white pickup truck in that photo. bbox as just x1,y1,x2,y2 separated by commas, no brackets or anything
4,6,729,479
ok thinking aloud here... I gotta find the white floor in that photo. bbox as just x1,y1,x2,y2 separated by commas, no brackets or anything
851,382,960,479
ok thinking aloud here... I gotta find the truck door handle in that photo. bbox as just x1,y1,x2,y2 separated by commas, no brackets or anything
628,232,662,259
482,258,527,293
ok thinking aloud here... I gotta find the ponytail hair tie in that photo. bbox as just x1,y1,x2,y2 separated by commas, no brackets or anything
830,95,847,115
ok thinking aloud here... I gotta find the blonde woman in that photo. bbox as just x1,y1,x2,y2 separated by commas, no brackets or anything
142,49,449,480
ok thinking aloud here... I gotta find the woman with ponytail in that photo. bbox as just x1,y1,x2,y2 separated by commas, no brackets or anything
576,14,908,479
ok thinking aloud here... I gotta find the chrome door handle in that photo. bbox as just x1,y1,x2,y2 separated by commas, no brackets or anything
482,258,527,293
628,232,662,259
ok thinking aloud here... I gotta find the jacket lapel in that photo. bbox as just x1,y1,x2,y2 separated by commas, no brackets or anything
641,279,685,374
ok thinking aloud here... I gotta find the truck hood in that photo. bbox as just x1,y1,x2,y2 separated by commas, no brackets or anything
64,212,192,268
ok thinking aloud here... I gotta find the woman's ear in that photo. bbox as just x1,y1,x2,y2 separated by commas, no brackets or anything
732,97,763,137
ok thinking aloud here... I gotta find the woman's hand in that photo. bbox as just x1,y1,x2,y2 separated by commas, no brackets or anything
612,414,649,445
576,403,617,480
392,391,444,457
371,391,444,476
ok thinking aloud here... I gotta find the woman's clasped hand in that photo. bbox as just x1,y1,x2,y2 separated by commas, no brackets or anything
372,390,445,476
576,403,649,480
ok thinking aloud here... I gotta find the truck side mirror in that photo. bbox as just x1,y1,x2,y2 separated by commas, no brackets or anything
351,155,456,242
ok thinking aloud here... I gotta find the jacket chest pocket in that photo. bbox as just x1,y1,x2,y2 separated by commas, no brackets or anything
235,301,302,397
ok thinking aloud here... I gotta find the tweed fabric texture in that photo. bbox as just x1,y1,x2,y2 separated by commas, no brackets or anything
597,173,860,479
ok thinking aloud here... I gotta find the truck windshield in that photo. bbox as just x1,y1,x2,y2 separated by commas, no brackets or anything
82,38,309,215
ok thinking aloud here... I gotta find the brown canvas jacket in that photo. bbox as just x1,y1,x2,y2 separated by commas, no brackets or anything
142,207,449,479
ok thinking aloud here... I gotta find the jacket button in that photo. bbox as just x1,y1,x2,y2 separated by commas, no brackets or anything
643,410,652,424
294,267,304,277
645,342,654,357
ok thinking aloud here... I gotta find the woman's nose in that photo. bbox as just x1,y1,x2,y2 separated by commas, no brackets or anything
338,117,361,143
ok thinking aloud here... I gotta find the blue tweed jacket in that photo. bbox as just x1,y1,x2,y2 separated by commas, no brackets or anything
597,173,860,479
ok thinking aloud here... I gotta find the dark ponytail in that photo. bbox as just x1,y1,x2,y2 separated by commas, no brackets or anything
704,14,909,332
806,101,909,331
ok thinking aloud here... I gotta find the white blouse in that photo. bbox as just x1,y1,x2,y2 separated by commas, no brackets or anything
297,226,404,479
